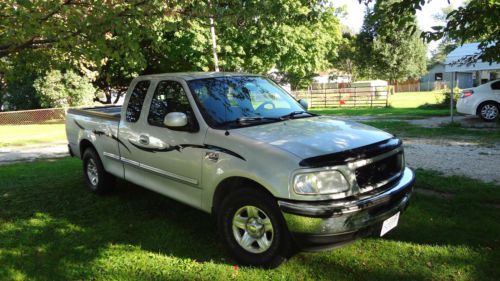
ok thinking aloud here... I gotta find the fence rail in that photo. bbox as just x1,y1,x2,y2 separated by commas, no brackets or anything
0,108,66,125
290,87,389,108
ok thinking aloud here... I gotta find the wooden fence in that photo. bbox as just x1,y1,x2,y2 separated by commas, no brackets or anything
290,87,389,108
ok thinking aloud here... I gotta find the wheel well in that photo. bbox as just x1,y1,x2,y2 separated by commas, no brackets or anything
212,177,274,216
79,139,95,157
476,100,499,115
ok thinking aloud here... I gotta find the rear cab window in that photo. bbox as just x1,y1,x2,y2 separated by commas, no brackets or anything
125,80,151,122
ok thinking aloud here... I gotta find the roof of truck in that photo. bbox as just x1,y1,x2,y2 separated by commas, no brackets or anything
135,72,261,81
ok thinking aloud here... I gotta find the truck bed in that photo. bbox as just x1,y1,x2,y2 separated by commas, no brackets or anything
67,105,121,120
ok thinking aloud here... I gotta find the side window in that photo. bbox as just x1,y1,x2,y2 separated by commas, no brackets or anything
491,81,500,90
126,80,150,122
148,81,195,128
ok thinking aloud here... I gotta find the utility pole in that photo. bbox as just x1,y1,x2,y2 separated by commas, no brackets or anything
208,0,219,72
450,72,454,123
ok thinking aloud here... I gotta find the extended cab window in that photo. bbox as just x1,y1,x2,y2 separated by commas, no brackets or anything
148,80,197,130
125,80,150,122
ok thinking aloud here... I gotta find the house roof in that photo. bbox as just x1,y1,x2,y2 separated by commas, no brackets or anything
445,43,500,72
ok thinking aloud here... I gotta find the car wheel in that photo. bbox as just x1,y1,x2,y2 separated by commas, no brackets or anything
82,148,115,194
217,187,293,268
479,102,499,122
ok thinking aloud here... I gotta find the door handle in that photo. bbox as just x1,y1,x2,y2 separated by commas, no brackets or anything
139,135,149,145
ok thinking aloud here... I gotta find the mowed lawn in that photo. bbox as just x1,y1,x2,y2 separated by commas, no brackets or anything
0,123,66,147
0,158,499,281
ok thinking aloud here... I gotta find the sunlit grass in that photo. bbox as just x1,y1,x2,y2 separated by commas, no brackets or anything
0,123,66,147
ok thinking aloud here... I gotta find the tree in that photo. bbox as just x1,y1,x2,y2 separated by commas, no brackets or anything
356,2,427,83
331,32,359,83
34,69,95,108
145,1,342,89
359,0,500,63
1,0,343,105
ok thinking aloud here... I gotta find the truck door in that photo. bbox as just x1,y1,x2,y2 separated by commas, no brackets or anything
117,79,153,187
123,79,204,208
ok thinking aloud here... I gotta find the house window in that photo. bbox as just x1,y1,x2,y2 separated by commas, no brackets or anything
435,73,443,81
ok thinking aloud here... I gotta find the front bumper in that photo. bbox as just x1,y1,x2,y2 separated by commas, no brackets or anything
278,167,415,251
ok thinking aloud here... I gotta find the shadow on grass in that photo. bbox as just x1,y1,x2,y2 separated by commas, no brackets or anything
0,158,499,280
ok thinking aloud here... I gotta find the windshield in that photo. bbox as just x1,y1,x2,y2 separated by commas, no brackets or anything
188,76,308,129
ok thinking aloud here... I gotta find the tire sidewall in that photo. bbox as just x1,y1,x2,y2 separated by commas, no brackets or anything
479,102,499,122
82,148,108,194
217,188,291,268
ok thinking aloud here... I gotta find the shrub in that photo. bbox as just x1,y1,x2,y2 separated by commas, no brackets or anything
440,87,461,107
34,70,95,108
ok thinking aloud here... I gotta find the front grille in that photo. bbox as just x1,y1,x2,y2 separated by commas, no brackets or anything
355,151,403,189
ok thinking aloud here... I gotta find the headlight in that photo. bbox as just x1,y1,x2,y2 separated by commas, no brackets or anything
293,170,349,195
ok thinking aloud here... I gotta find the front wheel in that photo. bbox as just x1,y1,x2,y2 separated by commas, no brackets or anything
217,187,293,268
479,102,499,122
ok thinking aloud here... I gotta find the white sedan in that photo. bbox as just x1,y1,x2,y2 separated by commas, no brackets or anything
457,79,500,121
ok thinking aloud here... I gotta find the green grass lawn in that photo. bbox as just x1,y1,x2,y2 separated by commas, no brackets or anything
362,120,500,143
388,91,444,108
0,123,66,147
0,158,498,280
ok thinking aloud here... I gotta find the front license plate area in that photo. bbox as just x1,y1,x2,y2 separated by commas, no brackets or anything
380,212,400,236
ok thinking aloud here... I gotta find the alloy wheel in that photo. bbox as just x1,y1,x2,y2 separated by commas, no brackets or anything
232,205,274,254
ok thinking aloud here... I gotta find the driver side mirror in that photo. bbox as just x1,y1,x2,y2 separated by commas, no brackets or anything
298,99,309,110
163,112,188,128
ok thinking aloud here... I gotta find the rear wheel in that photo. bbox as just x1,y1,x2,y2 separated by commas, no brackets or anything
478,102,499,122
82,148,115,194
217,187,293,268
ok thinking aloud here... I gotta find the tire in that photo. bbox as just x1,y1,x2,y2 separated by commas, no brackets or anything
217,187,293,268
478,102,499,122
82,148,115,194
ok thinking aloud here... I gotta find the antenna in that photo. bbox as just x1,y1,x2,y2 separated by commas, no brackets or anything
224,78,230,136
224,94,230,136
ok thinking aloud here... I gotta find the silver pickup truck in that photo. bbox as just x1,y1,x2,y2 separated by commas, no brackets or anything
66,72,415,267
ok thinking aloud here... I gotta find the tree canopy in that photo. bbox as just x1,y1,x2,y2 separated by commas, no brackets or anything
355,1,427,82
0,0,343,109
360,0,500,64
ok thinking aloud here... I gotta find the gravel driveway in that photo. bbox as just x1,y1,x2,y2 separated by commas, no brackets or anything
403,138,500,184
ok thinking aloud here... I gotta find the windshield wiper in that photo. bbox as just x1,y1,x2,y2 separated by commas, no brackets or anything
237,116,281,124
219,116,281,127
279,111,313,120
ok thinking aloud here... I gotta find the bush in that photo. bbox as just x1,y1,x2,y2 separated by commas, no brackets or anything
440,87,461,107
34,70,95,108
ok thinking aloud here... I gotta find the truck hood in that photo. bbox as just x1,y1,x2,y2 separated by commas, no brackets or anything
232,116,393,159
